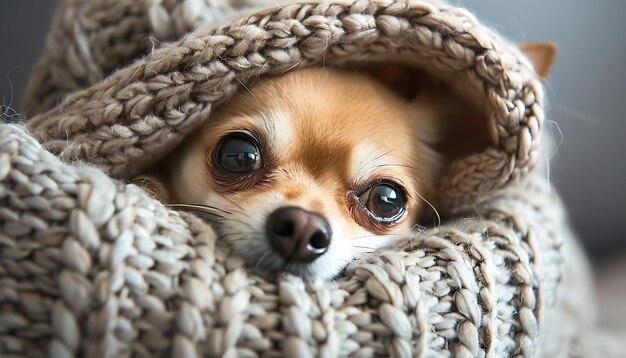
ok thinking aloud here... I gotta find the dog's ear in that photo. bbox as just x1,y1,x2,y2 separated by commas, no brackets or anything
518,42,557,80
130,175,171,202
361,62,490,162
358,62,433,100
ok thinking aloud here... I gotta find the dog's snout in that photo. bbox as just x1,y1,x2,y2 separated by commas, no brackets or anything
266,206,332,263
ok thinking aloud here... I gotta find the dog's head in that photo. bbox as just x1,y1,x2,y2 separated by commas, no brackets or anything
154,68,442,280
144,43,555,281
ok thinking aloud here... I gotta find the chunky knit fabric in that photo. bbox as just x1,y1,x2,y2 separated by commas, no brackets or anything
0,0,609,356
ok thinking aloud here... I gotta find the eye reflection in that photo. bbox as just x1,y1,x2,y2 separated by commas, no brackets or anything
358,181,406,222
216,134,262,173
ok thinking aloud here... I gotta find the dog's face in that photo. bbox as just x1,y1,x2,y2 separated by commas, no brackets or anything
162,68,443,280
146,43,556,281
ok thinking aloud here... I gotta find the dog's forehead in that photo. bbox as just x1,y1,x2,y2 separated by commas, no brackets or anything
260,75,405,159
207,69,417,184
260,108,413,188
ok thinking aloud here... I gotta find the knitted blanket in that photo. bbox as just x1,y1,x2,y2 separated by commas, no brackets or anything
0,0,607,356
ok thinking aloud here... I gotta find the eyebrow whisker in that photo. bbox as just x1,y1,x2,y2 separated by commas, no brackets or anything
375,163,421,172
371,148,397,162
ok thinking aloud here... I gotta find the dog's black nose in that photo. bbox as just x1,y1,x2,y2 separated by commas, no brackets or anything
266,206,332,263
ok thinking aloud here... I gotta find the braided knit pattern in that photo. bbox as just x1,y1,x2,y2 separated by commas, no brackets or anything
21,0,263,117
23,0,543,210
0,123,597,358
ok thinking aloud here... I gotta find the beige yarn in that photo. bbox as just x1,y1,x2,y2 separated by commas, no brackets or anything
0,123,600,357
0,0,610,356
22,0,543,210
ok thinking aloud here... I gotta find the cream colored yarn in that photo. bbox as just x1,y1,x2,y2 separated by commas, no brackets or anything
0,0,609,356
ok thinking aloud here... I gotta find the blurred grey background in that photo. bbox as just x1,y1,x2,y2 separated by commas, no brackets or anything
1,1,625,256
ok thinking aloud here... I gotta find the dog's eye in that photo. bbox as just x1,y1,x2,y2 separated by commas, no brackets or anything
358,182,406,222
216,134,262,173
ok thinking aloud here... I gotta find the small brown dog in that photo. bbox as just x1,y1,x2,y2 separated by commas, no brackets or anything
141,43,555,281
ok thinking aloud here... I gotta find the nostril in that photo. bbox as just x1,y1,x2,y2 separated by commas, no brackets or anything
308,230,329,250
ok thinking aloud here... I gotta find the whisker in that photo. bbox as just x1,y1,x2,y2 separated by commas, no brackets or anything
399,175,441,233
349,232,409,241
216,53,262,107
375,163,422,171
272,60,303,78
221,194,246,213
471,202,485,223
372,148,397,162
236,75,262,107
353,245,378,250
165,203,232,215
412,189,442,234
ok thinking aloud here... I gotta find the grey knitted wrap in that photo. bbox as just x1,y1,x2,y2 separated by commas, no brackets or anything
0,0,609,357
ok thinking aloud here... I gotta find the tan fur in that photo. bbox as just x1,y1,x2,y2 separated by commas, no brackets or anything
152,68,449,280
519,42,558,80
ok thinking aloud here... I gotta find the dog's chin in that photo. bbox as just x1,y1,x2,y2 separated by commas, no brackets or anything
249,255,349,282
215,229,354,282
235,248,351,282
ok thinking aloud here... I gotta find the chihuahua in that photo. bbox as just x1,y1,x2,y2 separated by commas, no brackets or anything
140,43,555,281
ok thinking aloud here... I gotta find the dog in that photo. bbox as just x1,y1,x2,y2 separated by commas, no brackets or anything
138,43,555,281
